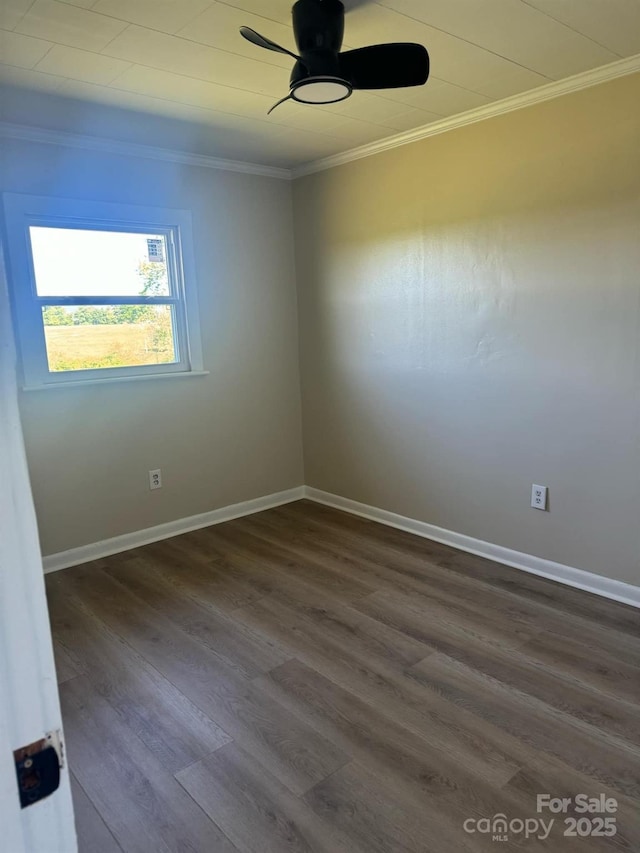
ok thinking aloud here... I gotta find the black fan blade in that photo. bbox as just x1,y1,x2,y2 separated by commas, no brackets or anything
240,27,300,61
268,93,294,115
339,43,429,90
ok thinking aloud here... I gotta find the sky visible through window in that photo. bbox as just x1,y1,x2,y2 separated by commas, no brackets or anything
29,226,169,297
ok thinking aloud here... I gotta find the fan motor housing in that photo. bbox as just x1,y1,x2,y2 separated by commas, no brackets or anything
292,0,345,54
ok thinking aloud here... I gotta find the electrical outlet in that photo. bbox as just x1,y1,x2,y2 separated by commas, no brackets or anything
531,484,547,510
149,469,162,490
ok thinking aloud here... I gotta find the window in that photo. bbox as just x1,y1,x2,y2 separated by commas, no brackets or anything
3,195,205,388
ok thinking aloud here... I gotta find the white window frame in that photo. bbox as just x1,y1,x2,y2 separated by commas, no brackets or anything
2,194,205,389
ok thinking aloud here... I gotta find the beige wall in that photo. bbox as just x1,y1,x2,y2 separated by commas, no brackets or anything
3,73,640,584
293,73,640,586
1,139,304,555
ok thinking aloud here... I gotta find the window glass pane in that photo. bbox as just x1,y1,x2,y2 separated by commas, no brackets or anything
42,305,177,372
29,227,170,297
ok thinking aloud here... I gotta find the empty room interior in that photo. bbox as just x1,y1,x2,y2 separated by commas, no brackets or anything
1,1,639,851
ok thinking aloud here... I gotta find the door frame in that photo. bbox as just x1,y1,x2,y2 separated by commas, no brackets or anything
0,240,76,851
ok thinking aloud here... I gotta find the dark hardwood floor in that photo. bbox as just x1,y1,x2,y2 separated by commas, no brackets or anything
46,500,640,852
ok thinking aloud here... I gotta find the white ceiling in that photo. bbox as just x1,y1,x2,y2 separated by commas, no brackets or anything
1,0,639,169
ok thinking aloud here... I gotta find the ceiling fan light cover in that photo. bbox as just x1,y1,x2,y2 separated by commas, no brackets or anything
291,77,352,105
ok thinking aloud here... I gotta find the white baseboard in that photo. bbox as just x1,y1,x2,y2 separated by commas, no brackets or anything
42,487,305,573
304,487,640,610
42,482,640,609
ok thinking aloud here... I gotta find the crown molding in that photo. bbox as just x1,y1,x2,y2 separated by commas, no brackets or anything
292,53,640,179
0,122,292,181
2,53,638,182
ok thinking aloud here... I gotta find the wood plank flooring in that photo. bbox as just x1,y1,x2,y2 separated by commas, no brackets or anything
46,500,640,852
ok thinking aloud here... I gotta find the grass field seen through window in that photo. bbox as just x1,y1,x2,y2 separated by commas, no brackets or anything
44,317,176,372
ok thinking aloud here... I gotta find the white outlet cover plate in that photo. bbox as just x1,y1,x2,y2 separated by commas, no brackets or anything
531,484,547,510
149,469,162,490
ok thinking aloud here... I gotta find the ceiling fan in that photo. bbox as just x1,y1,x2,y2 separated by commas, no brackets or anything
240,0,430,114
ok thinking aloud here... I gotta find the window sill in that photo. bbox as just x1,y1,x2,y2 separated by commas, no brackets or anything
22,370,210,391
